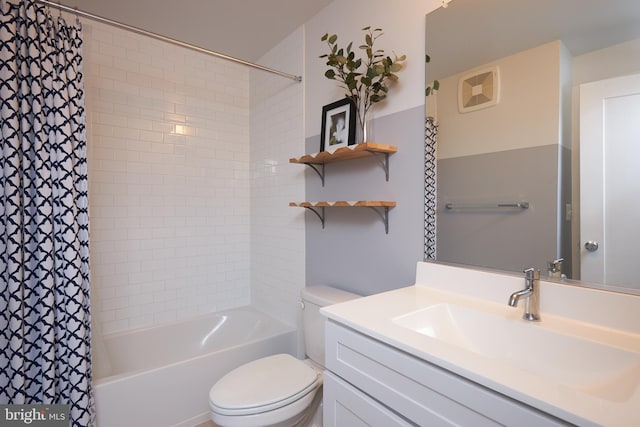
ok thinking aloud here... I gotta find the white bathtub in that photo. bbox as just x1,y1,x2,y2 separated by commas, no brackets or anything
93,307,297,427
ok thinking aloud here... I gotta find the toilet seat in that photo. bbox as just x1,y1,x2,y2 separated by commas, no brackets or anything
209,354,321,417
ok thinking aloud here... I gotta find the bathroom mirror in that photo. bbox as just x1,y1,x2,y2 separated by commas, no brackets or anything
425,0,640,293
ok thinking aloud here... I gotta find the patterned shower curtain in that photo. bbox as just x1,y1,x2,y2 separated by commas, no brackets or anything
424,117,437,261
0,0,94,425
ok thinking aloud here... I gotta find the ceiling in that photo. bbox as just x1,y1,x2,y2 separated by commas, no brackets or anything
54,0,640,78
54,0,334,61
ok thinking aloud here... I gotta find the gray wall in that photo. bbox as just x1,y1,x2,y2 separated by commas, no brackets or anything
304,106,425,296
437,144,571,275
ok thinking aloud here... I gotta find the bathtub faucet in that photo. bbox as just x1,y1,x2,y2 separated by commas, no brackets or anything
508,268,540,321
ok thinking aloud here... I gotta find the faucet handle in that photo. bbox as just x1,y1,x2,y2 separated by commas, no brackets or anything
523,267,539,280
547,258,564,279
547,258,564,273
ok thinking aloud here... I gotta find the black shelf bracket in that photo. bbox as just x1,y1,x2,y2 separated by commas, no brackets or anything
299,205,391,233
302,206,325,228
366,206,391,234
303,163,325,186
368,151,391,181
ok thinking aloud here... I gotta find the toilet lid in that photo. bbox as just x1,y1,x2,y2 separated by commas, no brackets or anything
209,354,320,415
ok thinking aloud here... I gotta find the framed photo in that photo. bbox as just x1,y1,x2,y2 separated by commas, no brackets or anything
320,98,356,152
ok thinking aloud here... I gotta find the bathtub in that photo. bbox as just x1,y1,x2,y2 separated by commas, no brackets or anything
93,307,297,427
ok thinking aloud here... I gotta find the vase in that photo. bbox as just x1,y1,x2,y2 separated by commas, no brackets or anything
357,114,369,144
362,119,369,143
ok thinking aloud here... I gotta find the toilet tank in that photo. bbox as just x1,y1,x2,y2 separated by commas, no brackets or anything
301,285,359,367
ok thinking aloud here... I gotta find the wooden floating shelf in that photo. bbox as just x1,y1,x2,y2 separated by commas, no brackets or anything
290,201,396,233
289,201,396,208
289,142,398,185
289,142,397,165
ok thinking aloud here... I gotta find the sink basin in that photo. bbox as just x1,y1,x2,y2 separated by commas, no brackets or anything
393,303,640,402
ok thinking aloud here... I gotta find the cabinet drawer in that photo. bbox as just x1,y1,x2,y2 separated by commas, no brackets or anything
326,320,571,427
324,371,414,427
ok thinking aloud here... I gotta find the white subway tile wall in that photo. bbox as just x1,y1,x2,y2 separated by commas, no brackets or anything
250,28,306,328
83,20,251,334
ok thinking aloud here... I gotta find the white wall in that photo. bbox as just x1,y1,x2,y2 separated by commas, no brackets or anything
83,18,251,335
436,41,562,159
83,0,445,335
250,27,306,328
305,0,443,138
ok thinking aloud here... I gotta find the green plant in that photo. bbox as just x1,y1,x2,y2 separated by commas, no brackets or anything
320,27,406,141
425,54,439,96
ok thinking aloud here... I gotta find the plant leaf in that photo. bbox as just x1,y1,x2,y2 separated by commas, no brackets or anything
346,75,357,91
365,34,373,47
320,26,406,108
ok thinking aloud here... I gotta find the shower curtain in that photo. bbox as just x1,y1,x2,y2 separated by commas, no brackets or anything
424,117,437,261
0,1,94,426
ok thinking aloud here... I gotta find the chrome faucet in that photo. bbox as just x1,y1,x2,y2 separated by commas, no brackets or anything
508,268,540,321
547,258,564,279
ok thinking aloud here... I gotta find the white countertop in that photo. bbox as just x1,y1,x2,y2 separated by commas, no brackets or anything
321,262,640,427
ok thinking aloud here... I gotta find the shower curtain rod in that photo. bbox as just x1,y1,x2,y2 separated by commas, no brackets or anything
35,0,303,82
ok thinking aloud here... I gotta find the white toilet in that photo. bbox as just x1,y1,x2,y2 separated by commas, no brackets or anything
208,285,359,427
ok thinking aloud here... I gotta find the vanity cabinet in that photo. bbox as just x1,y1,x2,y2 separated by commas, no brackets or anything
324,372,413,427
323,320,572,427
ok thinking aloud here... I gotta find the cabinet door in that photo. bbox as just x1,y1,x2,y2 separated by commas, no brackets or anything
323,371,415,427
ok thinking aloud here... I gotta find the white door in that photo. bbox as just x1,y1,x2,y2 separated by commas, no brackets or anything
580,73,640,288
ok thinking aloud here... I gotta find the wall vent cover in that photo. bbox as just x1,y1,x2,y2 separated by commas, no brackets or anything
458,66,500,113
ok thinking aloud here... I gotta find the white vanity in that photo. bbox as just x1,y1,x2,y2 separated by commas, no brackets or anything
321,262,640,427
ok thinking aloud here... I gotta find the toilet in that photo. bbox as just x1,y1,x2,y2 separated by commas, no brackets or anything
209,285,359,427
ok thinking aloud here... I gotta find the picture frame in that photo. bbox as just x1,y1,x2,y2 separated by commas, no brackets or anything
320,98,356,152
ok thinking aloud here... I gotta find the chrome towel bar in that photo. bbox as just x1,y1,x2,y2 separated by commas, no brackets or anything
445,201,529,210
